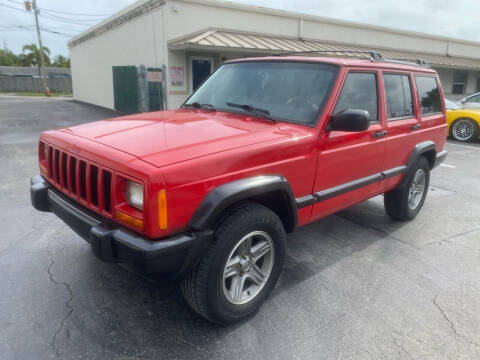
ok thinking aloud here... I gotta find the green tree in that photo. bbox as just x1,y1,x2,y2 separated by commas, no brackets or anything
22,43,51,76
0,49,18,66
52,55,70,68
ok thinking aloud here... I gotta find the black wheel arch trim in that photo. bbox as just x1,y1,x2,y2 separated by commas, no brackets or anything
397,140,437,188
188,175,298,233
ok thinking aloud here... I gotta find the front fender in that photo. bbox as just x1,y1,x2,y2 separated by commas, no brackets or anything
188,175,297,232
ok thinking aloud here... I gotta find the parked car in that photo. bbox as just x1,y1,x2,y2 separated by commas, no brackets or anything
31,54,447,324
446,98,480,142
457,92,480,108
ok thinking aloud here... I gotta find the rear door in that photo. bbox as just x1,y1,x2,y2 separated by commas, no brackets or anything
311,68,386,221
380,71,422,190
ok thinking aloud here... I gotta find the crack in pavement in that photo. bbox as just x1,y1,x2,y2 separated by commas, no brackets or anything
47,245,74,359
426,227,480,246
432,295,480,348
433,295,457,335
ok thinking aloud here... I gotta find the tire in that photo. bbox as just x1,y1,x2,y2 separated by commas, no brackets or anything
180,202,286,324
384,156,430,221
450,118,478,142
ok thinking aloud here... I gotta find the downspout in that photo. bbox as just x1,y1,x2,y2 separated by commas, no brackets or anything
162,3,169,110
298,17,304,40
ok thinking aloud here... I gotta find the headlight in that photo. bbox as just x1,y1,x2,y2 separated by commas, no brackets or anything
126,180,143,210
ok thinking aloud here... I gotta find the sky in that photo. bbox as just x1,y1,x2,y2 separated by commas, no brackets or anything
1,0,479,59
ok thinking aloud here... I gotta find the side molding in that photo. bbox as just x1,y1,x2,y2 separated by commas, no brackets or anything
397,141,436,188
188,175,298,232
296,165,407,209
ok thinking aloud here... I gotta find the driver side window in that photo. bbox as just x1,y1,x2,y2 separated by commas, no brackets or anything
333,72,378,123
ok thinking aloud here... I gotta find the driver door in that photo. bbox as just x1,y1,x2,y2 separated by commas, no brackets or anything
311,69,386,221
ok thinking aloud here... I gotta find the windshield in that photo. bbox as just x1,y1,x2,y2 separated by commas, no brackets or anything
444,98,460,110
184,61,339,125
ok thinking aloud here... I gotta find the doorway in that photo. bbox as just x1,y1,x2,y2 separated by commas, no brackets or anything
190,57,213,93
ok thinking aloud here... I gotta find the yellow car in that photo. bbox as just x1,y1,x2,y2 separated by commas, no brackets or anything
445,98,480,142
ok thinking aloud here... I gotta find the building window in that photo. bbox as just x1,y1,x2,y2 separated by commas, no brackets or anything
452,71,468,94
383,74,414,119
476,75,480,92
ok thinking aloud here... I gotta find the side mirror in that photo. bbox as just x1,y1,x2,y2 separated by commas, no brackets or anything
460,99,466,104
329,109,370,132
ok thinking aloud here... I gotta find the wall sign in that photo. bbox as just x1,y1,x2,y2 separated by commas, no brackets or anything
147,71,163,82
170,66,185,87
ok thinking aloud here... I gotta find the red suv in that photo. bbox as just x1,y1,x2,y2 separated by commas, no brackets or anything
31,53,447,324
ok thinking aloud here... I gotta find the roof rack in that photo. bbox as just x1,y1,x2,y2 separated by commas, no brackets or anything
271,50,384,60
270,50,430,68
373,57,430,68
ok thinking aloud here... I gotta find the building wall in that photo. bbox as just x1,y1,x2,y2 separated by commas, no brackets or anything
70,0,480,110
434,67,480,99
70,6,165,109
166,0,480,59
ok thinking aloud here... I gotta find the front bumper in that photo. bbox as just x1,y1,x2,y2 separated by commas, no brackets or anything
30,175,212,276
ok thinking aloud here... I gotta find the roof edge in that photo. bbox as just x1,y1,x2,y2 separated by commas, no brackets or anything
69,0,165,48
178,0,480,48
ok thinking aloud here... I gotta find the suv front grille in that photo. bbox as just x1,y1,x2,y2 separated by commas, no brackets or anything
45,144,114,216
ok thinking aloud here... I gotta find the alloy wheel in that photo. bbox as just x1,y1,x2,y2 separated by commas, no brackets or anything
408,169,426,210
222,230,274,305
453,119,475,141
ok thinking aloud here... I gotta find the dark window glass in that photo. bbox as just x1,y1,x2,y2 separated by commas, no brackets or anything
452,71,467,94
186,61,339,125
466,94,480,103
333,72,378,122
415,76,442,115
384,74,414,119
476,76,480,92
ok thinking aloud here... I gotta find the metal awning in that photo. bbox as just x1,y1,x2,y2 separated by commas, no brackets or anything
169,29,480,69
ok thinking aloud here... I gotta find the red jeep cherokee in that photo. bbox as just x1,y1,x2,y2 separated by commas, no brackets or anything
31,54,447,324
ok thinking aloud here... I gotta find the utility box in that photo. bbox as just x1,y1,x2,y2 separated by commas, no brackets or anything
112,65,164,114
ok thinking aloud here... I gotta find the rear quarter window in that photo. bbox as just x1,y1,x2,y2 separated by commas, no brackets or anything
414,75,442,115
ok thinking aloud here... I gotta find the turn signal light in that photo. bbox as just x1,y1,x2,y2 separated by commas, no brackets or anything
115,210,144,230
158,189,168,229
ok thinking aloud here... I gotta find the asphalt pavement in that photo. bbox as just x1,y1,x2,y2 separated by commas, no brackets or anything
1,95,479,360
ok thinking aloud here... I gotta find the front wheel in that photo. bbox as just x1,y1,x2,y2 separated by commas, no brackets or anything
384,156,430,221
450,118,478,142
180,202,286,324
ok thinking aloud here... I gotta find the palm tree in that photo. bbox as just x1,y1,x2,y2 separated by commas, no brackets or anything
22,43,51,77
52,55,70,68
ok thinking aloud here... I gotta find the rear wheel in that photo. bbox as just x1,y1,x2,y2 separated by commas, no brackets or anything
450,118,478,142
180,202,286,324
384,156,430,221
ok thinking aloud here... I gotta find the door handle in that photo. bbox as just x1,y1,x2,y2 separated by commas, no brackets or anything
410,124,421,130
372,130,387,138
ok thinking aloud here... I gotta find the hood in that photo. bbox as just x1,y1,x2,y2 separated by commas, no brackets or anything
61,109,289,167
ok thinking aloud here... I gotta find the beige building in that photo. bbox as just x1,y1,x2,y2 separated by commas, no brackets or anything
69,0,480,112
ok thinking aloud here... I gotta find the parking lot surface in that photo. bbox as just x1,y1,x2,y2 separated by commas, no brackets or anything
1,95,479,360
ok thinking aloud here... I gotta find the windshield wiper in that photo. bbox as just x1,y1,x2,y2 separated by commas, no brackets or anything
226,102,277,122
183,102,216,111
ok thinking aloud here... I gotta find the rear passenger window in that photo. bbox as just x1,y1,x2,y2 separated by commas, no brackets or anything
334,72,378,122
415,76,442,115
384,74,413,119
